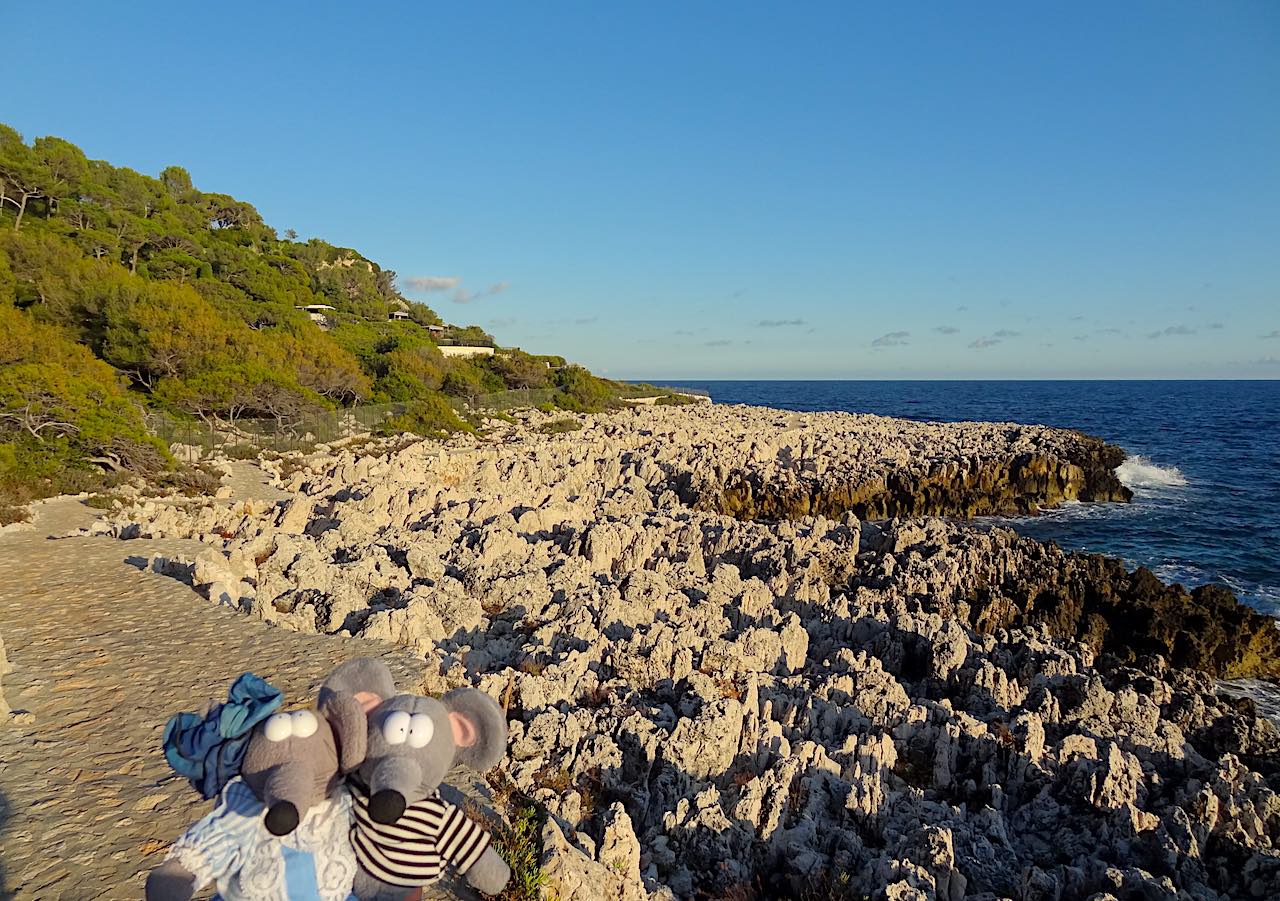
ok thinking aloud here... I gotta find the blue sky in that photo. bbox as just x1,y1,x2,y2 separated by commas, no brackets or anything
4,1,1278,379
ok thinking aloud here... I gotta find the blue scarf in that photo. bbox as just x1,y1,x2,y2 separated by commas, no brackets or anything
163,672,284,799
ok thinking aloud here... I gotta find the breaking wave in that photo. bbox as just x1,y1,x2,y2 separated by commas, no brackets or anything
1116,455,1188,490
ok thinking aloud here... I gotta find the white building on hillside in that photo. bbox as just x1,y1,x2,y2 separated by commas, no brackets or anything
438,345,495,359
298,304,336,326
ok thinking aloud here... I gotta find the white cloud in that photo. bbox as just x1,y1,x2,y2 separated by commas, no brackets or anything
405,275,511,303
1147,324,1196,339
452,281,511,304
871,331,910,347
758,318,806,327
405,275,460,293
969,336,1001,349
933,325,959,335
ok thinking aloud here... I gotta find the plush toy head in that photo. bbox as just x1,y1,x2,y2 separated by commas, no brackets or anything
320,658,506,825
241,688,367,835
146,683,370,901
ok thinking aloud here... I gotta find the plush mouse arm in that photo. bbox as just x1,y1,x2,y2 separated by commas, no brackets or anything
463,846,512,895
144,859,198,901
146,777,263,901
350,785,510,897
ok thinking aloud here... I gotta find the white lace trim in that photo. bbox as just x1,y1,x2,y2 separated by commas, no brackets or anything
165,840,217,893
167,785,356,901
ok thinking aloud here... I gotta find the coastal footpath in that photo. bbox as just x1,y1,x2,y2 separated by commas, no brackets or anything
0,476,485,900
72,405,1280,899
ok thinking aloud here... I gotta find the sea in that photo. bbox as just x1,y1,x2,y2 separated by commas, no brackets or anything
658,380,1280,620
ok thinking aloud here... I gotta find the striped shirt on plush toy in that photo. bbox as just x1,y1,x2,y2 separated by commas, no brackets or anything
349,779,493,887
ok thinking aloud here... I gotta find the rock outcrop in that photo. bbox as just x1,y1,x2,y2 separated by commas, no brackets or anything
858,518,1280,679
91,404,1280,900
697,433,1131,521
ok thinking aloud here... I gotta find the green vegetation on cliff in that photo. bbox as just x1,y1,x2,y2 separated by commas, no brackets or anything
0,123,623,508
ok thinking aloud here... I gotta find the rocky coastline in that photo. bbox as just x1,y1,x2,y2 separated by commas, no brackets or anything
85,404,1280,900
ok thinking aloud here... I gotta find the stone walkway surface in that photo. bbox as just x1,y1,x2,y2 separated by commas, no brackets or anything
0,467,482,900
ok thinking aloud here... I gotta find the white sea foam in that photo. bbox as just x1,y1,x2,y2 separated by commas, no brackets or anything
1115,455,1188,490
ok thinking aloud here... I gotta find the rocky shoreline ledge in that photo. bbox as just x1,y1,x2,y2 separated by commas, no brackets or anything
84,404,1279,900
678,408,1133,520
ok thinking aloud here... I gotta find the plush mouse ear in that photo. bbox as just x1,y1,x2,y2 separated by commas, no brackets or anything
442,688,507,771
319,689,368,773
320,658,397,714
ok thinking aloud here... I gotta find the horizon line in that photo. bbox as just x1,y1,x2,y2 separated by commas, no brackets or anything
620,376,1280,383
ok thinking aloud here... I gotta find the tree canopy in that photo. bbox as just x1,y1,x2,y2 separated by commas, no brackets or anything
0,122,621,509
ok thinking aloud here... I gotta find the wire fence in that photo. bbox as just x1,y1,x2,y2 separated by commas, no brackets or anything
449,388,558,412
146,403,409,455
147,385,711,454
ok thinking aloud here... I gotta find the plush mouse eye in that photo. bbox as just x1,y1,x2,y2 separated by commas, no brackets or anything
264,713,294,743
382,710,411,745
291,710,319,739
407,713,435,748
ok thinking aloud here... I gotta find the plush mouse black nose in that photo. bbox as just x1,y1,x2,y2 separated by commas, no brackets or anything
265,801,300,836
369,789,407,824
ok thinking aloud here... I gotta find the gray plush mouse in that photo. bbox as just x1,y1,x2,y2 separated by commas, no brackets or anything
146,686,368,901
320,658,511,900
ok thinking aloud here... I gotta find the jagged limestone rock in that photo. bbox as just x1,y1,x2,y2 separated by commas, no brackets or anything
93,405,1280,900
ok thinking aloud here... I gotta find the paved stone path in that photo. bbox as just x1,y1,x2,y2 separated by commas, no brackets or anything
0,468,484,900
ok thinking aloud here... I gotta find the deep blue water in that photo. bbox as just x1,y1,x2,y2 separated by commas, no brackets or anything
659,381,1280,617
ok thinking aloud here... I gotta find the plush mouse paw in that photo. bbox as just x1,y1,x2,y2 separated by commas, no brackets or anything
145,858,198,901
466,846,512,896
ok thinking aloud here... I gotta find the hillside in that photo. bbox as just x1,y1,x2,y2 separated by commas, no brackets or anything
0,123,622,513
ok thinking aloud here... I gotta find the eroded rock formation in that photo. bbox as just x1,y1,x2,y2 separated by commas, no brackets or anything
90,405,1279,900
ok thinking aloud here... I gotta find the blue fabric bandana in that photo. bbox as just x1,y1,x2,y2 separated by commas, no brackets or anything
162,672,284,799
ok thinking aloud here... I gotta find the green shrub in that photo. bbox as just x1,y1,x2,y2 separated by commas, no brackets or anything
551,365,614,413
442,359,504,398
491,804,549,901
83,493,121,509
150,463,223,497
655,392,699,406
489,350,552,390
0,306,169,507
537,418,582,435
152,359,327,429
405,302,442,327
379,394,474,438
221,443,260,461
377,345,446,399
0,248,15,306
